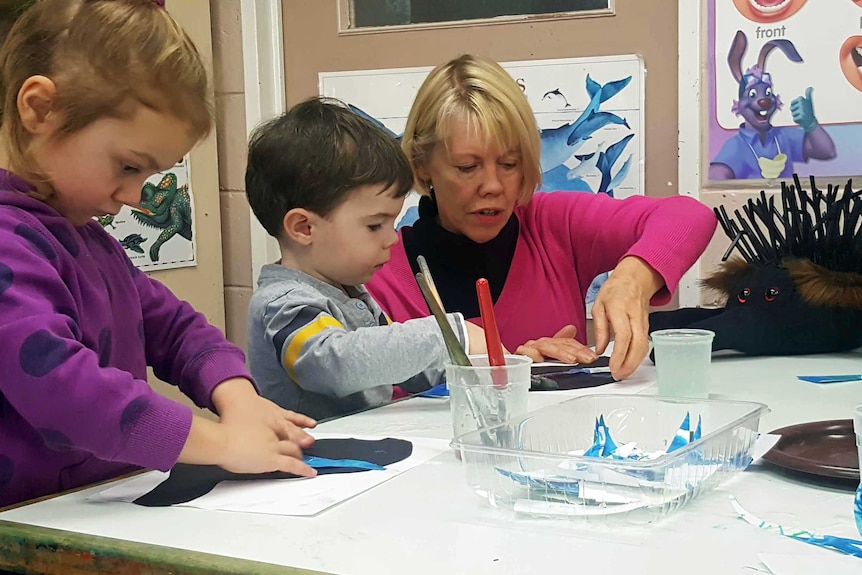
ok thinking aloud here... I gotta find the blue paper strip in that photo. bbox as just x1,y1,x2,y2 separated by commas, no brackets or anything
303,456,385,471
797,374,862,384
418,384,449,398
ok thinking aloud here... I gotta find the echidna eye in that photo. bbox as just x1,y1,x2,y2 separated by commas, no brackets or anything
737,287,751,304
765,286,780,302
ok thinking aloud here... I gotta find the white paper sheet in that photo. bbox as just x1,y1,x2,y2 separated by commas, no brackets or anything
759,553,862,575
89,434,449,516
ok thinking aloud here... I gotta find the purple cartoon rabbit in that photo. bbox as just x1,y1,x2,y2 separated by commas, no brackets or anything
709,30,835,180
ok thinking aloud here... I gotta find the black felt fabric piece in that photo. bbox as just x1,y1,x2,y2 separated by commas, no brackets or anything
134,438,413,507
546,372,616,390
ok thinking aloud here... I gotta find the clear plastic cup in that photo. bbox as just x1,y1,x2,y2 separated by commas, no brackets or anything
650,329,715,399
446,354,531,441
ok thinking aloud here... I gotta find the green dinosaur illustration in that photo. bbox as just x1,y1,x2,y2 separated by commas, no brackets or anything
131,173,192,262
95,214,116,229
119,233,147,254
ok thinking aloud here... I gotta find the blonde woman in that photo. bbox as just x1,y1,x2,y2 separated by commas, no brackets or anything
367,54,717,380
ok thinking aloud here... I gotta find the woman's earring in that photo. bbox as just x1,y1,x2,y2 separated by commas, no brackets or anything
428,183,436,200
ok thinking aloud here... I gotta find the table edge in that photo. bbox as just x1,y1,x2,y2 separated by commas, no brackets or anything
0,519,331,575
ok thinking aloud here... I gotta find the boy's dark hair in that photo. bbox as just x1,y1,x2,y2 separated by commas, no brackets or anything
246,96,413,238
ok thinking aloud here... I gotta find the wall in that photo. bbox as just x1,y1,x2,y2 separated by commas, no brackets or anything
210,0,254,351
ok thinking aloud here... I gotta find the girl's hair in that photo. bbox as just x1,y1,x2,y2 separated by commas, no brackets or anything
402,54,541,203
0,0,211,179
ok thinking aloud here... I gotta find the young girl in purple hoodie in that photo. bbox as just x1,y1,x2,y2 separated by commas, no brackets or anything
0,0,317,508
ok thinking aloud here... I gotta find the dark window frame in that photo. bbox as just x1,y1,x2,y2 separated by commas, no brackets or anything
338,0,614,34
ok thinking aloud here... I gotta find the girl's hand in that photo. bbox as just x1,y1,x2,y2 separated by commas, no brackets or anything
514,325,599,364
212,377,316,446
193,377,317,476
179,416,317,477
218,422,317,477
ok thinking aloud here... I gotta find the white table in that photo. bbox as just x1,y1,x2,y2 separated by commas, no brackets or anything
2,351,861,574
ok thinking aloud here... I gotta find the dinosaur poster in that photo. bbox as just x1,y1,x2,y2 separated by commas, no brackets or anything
94,156,197,271
320,55,644,312
706,0,862,183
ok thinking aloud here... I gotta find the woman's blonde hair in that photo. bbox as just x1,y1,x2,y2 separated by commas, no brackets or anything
0,0,211,182
402,54,541,203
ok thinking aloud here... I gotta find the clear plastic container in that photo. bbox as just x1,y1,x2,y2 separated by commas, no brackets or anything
450,394,769,523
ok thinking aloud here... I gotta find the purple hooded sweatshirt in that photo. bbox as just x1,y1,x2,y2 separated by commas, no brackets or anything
0,170,251,507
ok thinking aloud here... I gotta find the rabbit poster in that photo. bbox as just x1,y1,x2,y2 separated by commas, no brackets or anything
707,0,862,183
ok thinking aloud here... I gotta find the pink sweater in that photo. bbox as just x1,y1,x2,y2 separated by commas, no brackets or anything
367,191,717,351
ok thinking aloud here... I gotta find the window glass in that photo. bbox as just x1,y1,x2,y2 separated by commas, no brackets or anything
348,0,611,29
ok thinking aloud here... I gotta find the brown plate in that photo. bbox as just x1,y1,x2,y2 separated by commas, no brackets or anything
762,419,859,480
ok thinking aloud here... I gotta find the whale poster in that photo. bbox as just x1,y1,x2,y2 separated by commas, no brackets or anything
706,0,862,183
320,54,644,222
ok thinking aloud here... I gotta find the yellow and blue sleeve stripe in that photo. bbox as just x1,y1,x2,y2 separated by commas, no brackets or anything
273,313,344,382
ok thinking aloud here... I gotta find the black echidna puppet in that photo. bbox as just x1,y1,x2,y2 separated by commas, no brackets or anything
649,175,862,356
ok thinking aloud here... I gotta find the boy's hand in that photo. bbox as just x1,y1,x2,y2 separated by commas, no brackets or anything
212,377,316,447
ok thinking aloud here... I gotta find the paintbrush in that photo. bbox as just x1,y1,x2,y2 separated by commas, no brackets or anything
417,255,443,307
476,278,508,389
416,255,443,296
415,271,471,367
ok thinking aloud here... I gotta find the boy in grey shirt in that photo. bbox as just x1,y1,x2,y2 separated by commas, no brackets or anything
245,97,486,420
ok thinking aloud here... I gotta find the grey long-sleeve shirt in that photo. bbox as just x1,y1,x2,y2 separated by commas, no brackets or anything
247,265,467,420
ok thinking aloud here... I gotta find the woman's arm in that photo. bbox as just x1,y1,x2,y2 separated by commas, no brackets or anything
532,191,717,378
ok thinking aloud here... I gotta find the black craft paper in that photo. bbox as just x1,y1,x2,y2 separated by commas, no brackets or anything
530,356,616,391
134,437,413,507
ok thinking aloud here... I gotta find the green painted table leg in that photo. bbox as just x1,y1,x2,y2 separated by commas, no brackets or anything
0,519,330,575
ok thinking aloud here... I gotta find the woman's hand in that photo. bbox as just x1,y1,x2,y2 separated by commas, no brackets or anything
514,325,599,364
591,256,664,380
